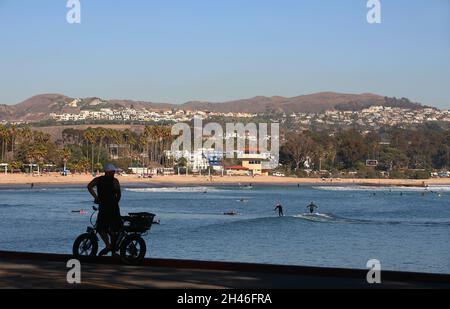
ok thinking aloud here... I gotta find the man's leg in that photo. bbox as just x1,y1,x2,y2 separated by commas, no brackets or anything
99,232,111,249
110,232,118,253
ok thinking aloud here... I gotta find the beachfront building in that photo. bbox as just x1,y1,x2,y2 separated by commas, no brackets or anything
166,148,225,171
241,160,265,176
165,147,276,175
235,149,273,176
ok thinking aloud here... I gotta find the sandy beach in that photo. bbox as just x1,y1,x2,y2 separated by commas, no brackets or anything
0,173,449,187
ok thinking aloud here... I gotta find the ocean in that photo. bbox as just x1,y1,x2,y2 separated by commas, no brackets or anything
0,184,449,274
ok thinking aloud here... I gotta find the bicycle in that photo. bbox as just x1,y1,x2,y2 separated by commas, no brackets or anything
73,206,156,265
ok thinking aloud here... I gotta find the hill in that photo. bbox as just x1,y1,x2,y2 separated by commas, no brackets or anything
0,92,425,122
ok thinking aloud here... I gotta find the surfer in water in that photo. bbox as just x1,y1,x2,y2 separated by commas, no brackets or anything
307,202,318,214
274,204,284,217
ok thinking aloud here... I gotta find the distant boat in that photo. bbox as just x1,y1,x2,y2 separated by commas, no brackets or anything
224,211,239,216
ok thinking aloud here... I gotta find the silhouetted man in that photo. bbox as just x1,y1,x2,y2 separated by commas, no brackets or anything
274,204,284,217
88,164,122,256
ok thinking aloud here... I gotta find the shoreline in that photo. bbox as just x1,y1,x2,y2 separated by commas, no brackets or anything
1,173,450,187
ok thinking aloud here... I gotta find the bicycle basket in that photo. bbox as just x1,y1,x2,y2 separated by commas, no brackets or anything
123,212,155,233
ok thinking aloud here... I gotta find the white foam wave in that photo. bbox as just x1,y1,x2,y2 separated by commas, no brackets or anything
125,186,222,193
313,185,450,192
293,213,334,222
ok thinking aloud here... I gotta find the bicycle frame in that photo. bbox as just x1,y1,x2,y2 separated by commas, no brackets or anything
86,206,143,253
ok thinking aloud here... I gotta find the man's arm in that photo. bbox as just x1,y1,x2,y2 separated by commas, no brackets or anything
114,178,122,203
87,177,99,202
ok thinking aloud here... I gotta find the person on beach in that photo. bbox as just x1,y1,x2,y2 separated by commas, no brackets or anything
274,204,284,217
307,202,318,214
87,164,123,256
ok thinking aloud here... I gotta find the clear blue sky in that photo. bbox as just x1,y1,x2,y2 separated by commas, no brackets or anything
0,0,449,108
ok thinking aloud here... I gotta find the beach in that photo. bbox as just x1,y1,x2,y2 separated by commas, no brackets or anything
0,172,449,187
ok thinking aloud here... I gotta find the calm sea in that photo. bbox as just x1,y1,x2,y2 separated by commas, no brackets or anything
0,183,449,274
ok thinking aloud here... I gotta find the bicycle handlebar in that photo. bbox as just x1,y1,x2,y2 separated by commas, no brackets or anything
90,206,98,226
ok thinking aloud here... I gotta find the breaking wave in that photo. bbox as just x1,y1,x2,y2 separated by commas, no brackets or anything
313,185,450,193
125,186,222,193
293,212,450,227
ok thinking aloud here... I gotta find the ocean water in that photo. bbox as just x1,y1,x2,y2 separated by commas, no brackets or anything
0,184,449,274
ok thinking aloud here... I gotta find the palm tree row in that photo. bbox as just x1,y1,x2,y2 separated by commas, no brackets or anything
0,124,174,172
63,126,174,171
0,125,35,163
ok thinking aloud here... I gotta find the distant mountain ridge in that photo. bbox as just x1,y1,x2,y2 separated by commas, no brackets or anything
0,92,426,122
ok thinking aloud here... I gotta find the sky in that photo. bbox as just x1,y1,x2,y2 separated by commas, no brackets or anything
0,0,449,108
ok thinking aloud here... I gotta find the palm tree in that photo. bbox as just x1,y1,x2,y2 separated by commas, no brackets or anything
19,127,33,147
143,126,152,165
139,135,147,166
153,126,165,163
32,144,48,175
160,126,172,165
60,148,72,171
123,129,136,166
96,127,107,164
0,125,7,162
83,129,96,173
10,125,17,161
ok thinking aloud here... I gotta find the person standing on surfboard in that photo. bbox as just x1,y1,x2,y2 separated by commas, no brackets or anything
274,204,284,217
307,202,318,214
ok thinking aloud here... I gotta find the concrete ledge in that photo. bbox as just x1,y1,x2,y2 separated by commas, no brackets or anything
1,251,449,289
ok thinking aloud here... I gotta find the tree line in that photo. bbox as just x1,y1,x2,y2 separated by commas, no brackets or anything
0,124,173,173
1,123,449,178
280,124,450,179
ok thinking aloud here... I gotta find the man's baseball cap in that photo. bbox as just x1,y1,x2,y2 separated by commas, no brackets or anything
104,164,118,172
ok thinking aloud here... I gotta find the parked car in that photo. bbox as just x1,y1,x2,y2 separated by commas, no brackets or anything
438,171,450,178
61,170,71,176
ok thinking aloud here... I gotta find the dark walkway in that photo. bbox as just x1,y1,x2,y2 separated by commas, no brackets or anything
0,251,449,289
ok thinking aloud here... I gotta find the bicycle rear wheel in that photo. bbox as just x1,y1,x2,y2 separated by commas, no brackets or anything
120,235,147,265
